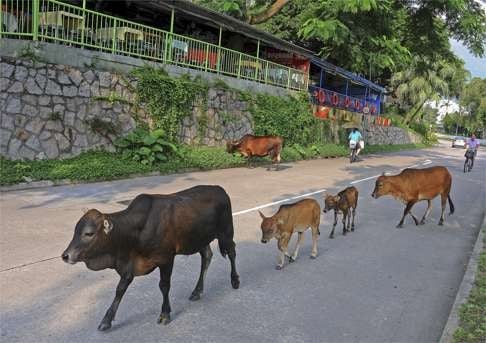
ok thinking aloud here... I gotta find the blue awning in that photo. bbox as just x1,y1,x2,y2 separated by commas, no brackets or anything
311,57,386,94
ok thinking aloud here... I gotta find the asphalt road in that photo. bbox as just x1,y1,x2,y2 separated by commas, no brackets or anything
1,141,484,343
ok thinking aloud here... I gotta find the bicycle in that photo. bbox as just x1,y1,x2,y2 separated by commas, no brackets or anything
464,149,475,173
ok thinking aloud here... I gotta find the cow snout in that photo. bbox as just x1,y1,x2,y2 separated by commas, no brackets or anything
371,192,377,198
323,209,327,213
261,239,268,244
61,250,77,264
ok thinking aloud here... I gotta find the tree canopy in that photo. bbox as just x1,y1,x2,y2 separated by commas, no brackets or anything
196,0,486,86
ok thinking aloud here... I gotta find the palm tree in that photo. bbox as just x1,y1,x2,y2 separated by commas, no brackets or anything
391,56,467,125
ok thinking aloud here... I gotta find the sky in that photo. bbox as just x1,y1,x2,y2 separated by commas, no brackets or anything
450,39,486,78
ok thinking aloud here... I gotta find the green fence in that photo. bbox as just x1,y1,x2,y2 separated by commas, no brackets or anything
0,0,308,90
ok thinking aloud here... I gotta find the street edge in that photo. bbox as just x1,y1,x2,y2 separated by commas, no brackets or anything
439,213,485,343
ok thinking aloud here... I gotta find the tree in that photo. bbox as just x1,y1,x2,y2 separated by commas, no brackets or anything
390,57,469,125
459,77,486,137
197,0,486,86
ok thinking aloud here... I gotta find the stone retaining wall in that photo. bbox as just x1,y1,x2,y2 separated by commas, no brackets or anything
361,116,422,145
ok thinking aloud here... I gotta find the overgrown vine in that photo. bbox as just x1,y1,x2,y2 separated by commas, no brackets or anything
131,66,208,142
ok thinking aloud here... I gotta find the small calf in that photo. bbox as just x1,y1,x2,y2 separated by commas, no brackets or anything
259,199,321,270
323,186,358,238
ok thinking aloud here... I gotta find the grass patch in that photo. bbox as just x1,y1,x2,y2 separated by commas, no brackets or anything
453,228,486,343
0,143,428,186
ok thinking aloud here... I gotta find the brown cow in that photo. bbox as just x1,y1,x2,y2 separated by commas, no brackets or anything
323,186,359,238
259,199,320,270
226,134,283,170
371,166,455,228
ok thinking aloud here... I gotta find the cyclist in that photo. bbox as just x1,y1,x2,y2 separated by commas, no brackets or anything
465,134,480,168
349,128,364,161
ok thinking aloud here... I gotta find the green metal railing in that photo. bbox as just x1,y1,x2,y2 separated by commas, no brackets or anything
0,0,308,90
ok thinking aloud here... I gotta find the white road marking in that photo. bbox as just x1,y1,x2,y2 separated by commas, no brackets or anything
232,188,327,216
407,164,419,168
422,161,432,165
350,175,382,185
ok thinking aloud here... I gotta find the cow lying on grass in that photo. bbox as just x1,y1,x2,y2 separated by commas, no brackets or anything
226,134,283,170
259,199,321,270
62,185,240,331
323,186,359,238
372,166,455,228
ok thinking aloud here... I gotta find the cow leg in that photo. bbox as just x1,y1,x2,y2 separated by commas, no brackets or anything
439,193,448,225
98,274,133,331
420,200,432,225
329,211,338,238
227,241,240,289
189,245,213,301
397,201,417,228
289,232,304,262
351,207,356,231
276,236,291,270
310,225,319,259
342,210,348,235
158,259,174,325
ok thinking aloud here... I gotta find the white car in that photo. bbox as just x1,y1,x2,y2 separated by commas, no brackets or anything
452,136,466,148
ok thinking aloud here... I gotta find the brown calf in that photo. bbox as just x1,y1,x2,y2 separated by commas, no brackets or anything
323,186,359,238
259,198,320,270
227,134,283,170
371,166,455,228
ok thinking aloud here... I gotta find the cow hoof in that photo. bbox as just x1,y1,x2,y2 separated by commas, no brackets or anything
329,234,334,239
438,221,444,226
396,224,403,229
97,322,112,331
231,276,240,289
189,293,201,301
157,314,171,325
288,256,295,263
419,220,425,226
275,265,283,270
351,228,355,232
310,255,317,259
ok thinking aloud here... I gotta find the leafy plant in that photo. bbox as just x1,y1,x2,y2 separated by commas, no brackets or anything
93,92,131,105
115,128,181,165
48,111,62,121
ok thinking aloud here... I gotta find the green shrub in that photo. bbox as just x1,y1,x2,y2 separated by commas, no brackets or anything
115,128,181,166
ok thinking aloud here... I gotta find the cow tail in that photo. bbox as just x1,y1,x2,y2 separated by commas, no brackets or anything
448,195,455,215
218,196,236,258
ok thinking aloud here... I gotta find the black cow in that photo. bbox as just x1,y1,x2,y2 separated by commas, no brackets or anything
62,185,240,331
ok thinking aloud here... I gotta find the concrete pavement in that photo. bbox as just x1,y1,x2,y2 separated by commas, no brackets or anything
0,142,484,342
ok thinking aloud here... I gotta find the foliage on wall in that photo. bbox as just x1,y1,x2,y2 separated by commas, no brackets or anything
132,67,208,142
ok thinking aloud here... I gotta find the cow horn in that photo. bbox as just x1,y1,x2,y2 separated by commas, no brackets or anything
258,210,266,219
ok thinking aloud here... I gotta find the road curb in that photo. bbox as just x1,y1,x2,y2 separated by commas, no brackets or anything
439,214,485,343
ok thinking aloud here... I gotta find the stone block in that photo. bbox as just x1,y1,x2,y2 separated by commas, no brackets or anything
35,73,47,89
54,133,71,152
45,79,62,95
14,66,28,82
6,97,21,114
19,145,36,160
38,96,51,106
62,85,78,97
22,104,37,117
14,115,28,128
98,72,111,87
15,128,29,142
0,128,11,147
25,135,41,151
7,81,24,93
1,113,15,130
78,81,90,97
25,118,45,134
52,96,64,104
41,138,59,159
45,120,63,132
73,134,88,147
64,112,76,126
57,72,72,85
69,69,83,86
0,63,15,78
39,130,52,140
8,138,22,158
0,78,10,92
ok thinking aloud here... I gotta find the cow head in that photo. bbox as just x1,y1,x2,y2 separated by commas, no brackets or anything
226,140,238,153
62,209,113,266
323,193,339,213
258,211,283,243
372,174,391,199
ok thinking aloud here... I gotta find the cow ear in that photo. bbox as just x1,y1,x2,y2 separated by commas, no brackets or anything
258,210,266,219
335,195,340,202
381,171,386,176
103,219,113,235
81,207,89,214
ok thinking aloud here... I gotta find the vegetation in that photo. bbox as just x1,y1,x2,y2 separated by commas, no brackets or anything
131,67,208,141
443,78,486,137
197,0,485,85
0,143,428,186
453,229,486,343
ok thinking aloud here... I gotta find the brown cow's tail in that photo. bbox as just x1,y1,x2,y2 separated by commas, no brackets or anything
448,195,455,215
218,199,236,258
